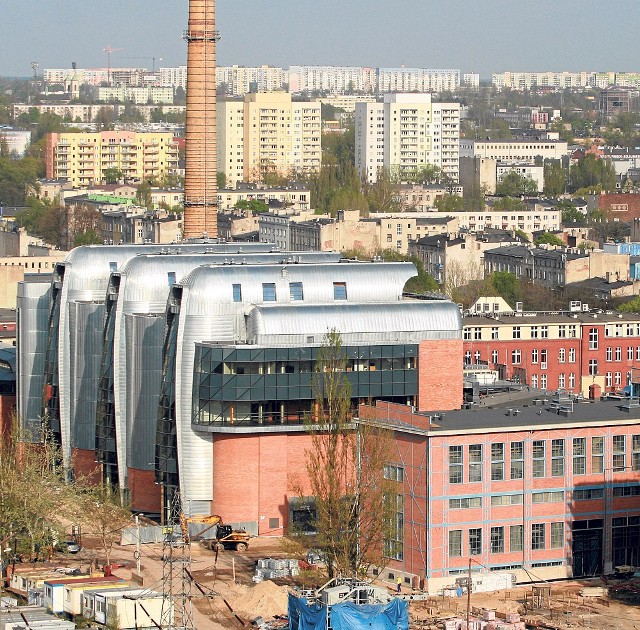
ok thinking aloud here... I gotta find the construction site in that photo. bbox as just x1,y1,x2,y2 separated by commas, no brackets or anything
5,521,640,630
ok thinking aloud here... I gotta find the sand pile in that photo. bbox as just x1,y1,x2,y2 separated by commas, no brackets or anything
229,579,290,620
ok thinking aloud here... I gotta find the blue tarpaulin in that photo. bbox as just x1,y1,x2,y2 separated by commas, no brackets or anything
288,593,409,630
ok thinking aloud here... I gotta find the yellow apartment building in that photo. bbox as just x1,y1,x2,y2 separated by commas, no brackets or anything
45,131,179,187
217,92,321,189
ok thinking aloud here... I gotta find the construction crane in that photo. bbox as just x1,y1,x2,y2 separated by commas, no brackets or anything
103,45,124,85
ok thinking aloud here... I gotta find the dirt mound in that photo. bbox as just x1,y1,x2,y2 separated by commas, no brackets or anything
228,579,289,620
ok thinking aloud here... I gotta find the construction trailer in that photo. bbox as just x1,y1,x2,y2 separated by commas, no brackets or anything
104,592,167,629
0,606,75,630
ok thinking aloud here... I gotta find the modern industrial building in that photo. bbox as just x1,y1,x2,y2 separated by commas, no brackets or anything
18,245,464,524
355,94,460,184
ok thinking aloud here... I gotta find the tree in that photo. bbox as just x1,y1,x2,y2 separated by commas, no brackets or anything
535,232,564,247
496,171,538,196
558,200,586,226
77,485,131,566
617,296,640,313
290,332,396,578
103,168,123,184
515,229,530,242
434,194,464,213
135,182,153,209
234,199,269,214
570,154,616,192
492,196,525,212
490,272,522,307
217,172,227,190
543,161,566,196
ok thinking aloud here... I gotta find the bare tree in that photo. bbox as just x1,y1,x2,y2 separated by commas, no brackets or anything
290,331,397,578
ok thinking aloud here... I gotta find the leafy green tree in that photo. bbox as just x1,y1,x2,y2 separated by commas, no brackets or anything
558,200,586,226
490,272,522,307
492,196,525,212
543,161,567,196
617,296,640,313
515,229,530,242
570,154,616,192
217,171,227,189
496,171,538,196
73,229,103,247
135,182,153,209
434,194,464,213
534,232,564,246
103,168,123,184
233,198,269,214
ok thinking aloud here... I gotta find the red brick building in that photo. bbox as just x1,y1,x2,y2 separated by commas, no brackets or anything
363,399,640,592
462,310,640,396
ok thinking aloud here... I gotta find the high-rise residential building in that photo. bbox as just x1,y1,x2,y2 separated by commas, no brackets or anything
217,92,321,188
45,131,179,187
355,93,460,184
158,66,188,90
377,68,460,93
44,67,149,87
217,65,289,96
492,70,640,91
288,66,377,94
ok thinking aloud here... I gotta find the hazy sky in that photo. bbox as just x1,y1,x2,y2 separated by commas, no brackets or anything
2,0,639,78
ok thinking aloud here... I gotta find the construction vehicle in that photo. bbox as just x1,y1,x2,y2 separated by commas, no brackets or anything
179,513,250,552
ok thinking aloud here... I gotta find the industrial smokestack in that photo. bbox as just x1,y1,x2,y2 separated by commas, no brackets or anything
183,0,219,239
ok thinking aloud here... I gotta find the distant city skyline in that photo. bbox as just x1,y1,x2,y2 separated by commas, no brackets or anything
2,0,639,79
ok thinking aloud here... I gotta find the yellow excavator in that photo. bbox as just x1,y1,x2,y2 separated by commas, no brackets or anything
179,513,250,552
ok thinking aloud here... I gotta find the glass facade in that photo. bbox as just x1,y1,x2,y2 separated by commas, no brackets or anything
95,277,120,485
192,343,419,427
154,288,182,490
42,270,63,445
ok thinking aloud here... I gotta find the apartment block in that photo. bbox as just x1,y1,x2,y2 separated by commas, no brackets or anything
217,93,321,188
96,86,174,104
13,103,185,124
45,131,179,187
377,68,460,93
44,67,148,86
288,66,377,94
355,93,460,184
217,65,289,96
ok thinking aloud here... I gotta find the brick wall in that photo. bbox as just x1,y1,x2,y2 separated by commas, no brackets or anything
212,432,316,534
418,339,463,411
128,467,162,514
72,448,101,484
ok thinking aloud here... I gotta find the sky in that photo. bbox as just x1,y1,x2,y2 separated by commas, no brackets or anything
2,0,639,78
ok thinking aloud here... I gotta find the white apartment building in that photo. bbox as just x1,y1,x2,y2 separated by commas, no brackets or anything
313,95,377,113
462,73,480,88
44,68,148,86
218,93,321,188
460,138,569,162
355,93,460,184
217,66,288,96
492,70,640,91
288,66,377,94
96,86,174,104
159,66,187,89
377,68,460,93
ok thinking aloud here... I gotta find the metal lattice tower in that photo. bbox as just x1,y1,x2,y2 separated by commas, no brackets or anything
160,489,195,630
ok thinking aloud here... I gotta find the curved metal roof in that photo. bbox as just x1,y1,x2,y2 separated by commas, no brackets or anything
172,261,418,509
246,301,462,340
179,262,416,315
111,250,340,488
54,242,276,468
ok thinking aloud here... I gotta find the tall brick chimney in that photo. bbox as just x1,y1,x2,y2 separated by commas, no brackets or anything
183,0,219,239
